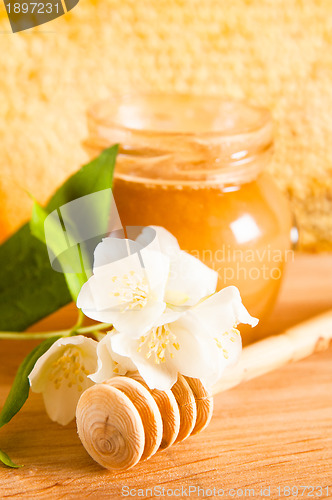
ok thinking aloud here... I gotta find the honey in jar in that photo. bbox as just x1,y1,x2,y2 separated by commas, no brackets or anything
84,95,293,343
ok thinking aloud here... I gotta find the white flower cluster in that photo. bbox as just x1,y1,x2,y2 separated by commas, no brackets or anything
29,226,258,425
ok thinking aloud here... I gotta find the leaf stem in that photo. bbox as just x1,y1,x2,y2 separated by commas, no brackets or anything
0,330,71,340
68,309,84,336
77,323,112,334
0,322,112,341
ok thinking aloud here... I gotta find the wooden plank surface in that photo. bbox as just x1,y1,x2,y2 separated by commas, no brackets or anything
0,253,332,499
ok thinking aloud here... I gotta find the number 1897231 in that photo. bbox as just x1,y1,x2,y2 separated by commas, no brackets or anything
5,2,60,14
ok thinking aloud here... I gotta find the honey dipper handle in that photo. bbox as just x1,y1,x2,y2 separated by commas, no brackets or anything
212,310,332,396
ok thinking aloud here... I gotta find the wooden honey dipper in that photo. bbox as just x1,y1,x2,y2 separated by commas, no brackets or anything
76,310,332,471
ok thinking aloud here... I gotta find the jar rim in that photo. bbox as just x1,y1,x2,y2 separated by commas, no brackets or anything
85,94,273,185
87,93,272,139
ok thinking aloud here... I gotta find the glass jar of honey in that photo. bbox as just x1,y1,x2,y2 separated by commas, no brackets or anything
83,95,293,343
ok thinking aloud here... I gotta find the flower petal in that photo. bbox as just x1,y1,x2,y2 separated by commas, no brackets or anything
29,336,98,393
167,316,218,381
87,254,148,311
112,300,167,337
173,313,242,386
93,237,143,272
76,280,97,312
190,286,258,335
139,247,170,302
136,226,180,256
109,331,134,359
77,245,170,334
29,336,98,425
89,332,136,383
42,376,94,425
110,331,178,391
137,226,217,307
153,308,184,327
132,356,178,391
166,250,218,306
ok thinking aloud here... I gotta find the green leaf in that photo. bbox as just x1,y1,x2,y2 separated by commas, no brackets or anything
0,337,59,468
0,226,71,332
30,201,88,301
0,145,118,331
0,449,22,468
0,337,60,428
47,145,118,213
30,201,48,244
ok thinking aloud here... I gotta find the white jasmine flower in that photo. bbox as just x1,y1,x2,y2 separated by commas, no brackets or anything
29,336,98,425
136,226,218,307
94,286,258,391
88,333,136,383
77,238,170,335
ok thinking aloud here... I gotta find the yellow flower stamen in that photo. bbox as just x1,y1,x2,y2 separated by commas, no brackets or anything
214,337,223,349
110,271,149,312
137,324,179,364
215,327,240,354
48,347,89,390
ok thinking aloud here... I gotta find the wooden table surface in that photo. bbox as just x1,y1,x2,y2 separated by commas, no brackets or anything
0,254,332,499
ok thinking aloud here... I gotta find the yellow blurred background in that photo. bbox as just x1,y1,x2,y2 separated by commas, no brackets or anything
0,0,331,249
